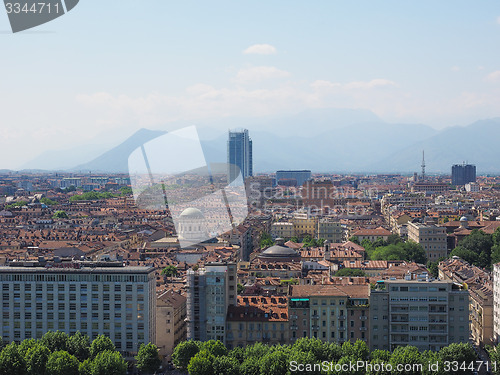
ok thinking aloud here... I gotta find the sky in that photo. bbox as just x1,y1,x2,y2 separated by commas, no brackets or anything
1,1,500,169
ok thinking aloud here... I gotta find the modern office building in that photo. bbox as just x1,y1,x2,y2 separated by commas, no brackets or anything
407,222,448,260
369,279,469,352
276,170,311,187
452,164,476,186
227,129,253,182
0,259,156,357
186,262,237,344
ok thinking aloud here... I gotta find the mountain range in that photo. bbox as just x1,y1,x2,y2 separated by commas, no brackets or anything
20,109,500,174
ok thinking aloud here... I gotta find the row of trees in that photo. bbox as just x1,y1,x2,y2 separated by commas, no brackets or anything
69,192,118,202
0,331,161,375
172,338,480,375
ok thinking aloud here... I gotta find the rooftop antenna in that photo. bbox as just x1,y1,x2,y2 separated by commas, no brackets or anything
421,150,426,181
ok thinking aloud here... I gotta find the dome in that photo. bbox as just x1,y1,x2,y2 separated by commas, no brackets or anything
460,216,468,222
179,207,204,219
261,245,299,257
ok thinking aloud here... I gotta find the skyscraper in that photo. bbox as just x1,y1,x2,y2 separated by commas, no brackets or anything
227,129,253,182
452,163,476,186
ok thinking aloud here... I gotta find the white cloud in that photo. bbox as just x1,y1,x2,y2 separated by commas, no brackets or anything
451,66,460,72
243,44,277,55
311,78,397,91
234,66,290,84
486,70,500,82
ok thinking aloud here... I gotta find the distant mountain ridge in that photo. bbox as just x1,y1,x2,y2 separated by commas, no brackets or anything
19,109,500,174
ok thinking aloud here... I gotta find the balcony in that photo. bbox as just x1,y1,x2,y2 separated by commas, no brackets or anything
359,316,368,320
338,316,345,320
359,327,367,331
290,325,298,330
338,327,345,331
312,315,319,319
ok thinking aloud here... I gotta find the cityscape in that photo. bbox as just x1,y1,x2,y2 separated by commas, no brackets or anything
2,1,500,374
0,127,497,374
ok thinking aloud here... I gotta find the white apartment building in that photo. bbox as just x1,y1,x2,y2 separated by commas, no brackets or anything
493,263,500,343
369,279,469,352
0,260,156,357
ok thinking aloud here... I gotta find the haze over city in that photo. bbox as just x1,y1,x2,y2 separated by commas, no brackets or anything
1,1,500,169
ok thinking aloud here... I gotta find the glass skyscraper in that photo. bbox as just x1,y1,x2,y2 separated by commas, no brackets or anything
227,129,253,182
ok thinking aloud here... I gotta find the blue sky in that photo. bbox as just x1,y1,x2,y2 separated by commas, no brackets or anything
1,1,500,168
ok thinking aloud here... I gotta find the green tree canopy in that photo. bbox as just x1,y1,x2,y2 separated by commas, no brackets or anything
213,355,240,375
172,340,200,371
89,335,115,359
24,343,50,375
187,350,215,375
45,351,79,375
67,331,90,361
259,232,274,249
0,343,26,375
335,268,367,277
40,331,69,352
135,343,161,374
200,340,227,358
92,350,127,375
52,210,69,219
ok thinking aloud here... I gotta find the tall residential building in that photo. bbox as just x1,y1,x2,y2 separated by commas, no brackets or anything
369,280,469,352
0,260,156,357
493,263,500,343
452,164,476,186
186,262,237,344
276,170,311,187
156,290,187,362
407,222,448,261
228,129,253,182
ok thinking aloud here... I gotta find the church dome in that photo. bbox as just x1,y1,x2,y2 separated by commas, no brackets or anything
179,207,204,219
261,245,299,257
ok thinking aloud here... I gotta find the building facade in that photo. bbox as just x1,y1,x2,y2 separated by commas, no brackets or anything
186,262,237,344
407,222,448,261
228,129,253,182
452,164,476,186
369,280,469,352
275,170,311,187
0,260,156,357
156,290,187,362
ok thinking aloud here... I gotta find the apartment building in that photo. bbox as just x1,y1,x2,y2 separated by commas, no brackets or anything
186,262,237,344
291,216,318,239
369,280,469,352
317,219,344,243
407,222,448,260
0,260,156,357
156,290,187,362
288,285,369,345
493,263,500,343
226,296,289,348
271,222,294,240
439,257,494,347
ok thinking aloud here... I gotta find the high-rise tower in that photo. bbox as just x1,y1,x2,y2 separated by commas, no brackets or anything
421,150,426,181
227,129,253,182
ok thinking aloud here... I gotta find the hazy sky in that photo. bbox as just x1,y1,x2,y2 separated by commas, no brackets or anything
1,1,500,169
